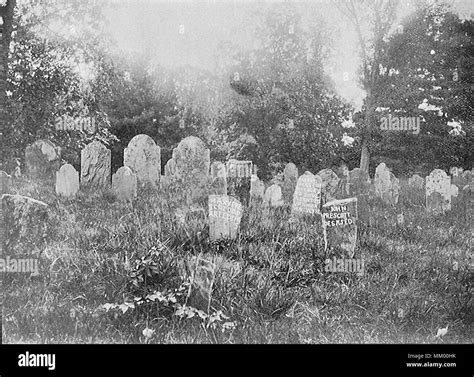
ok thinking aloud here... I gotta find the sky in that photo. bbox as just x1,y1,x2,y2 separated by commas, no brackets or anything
101,0,473,111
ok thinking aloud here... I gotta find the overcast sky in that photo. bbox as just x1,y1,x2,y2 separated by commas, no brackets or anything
103,0,473,110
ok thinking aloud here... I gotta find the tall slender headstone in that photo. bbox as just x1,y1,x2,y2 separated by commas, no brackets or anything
124,134,161,186
291,171,322,216
112,166,137,202
322,197,358,258
80,141,111,188
226,159,252,205
283,163,298,204
209,194,243,241
55,164,79,199
25,139,61,180
426,169,452,213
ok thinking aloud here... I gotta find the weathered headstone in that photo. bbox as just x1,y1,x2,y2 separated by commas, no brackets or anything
322,197,358,258
426,169,452,213
291,171,322,216
209,161,227,195
112,166,137,202
2,194,49,255
1,171,11,195
250,174,265,203
374,163,400,205
166,136,210,205
263,184,284,208
408,174,424,190
80,141,111,188
317,168,340,204
124,134,160,186
209,194,243,241
186,256,216,313
55,164,79,199
226,159,252,205
24,139,61,180
283,163,298,204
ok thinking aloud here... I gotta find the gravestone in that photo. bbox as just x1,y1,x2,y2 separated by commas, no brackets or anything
291,171,322,216
322,197,358,258
80,140,111,188
166,136,210,205
226,159,253,205
124,134,160,186
209,194,243,241
112,166,137,202
426,169,452,213
283,163,298,204
317,168,340,204
186,256,216,313
374,163,400,205
164,159,176,177
24,139,61,180
209,161,227,195
250,174,265,203
2,194,49,255
408,174,424,190
1,171,11,195
263,184,284,208
55,164,79,199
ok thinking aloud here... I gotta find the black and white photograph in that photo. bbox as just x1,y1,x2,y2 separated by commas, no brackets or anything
0,0,472,375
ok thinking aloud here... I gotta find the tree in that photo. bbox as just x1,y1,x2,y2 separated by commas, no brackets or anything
218,5,351,178
337,0,400,173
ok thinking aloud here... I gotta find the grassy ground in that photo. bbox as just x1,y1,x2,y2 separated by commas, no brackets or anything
2,176,473,344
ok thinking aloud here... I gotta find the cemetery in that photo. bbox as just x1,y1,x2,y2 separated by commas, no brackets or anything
1,0,472,350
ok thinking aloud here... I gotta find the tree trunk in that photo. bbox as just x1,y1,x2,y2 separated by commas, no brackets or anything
359,137,370,173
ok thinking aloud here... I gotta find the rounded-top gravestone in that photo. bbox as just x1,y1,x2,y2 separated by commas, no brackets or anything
124,134,161,186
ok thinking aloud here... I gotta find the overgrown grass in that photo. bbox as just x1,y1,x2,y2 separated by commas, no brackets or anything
2,177,472,344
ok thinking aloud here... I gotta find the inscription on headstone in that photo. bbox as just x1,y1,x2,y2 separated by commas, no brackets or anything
209,194,243,241
426,169,452,213
291,171,322,215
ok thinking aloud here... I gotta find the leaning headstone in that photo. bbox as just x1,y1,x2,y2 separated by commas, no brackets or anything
374,163,400,205
112,166,137,202
263,184,284,208
80,140,111,188
250,175,265,203
291,171,322,216
186,256,216,313
408,174,424,190
317,168,340,204
124,134,160,186
1,171,11,195
166,136,210,205
209,195,243,241
55,164,79,199
24,139,61,180
226,159,253,205
209,161,227,195
2,194,49,255
283,163,298,204
426,169,452,213
322,197,358,258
